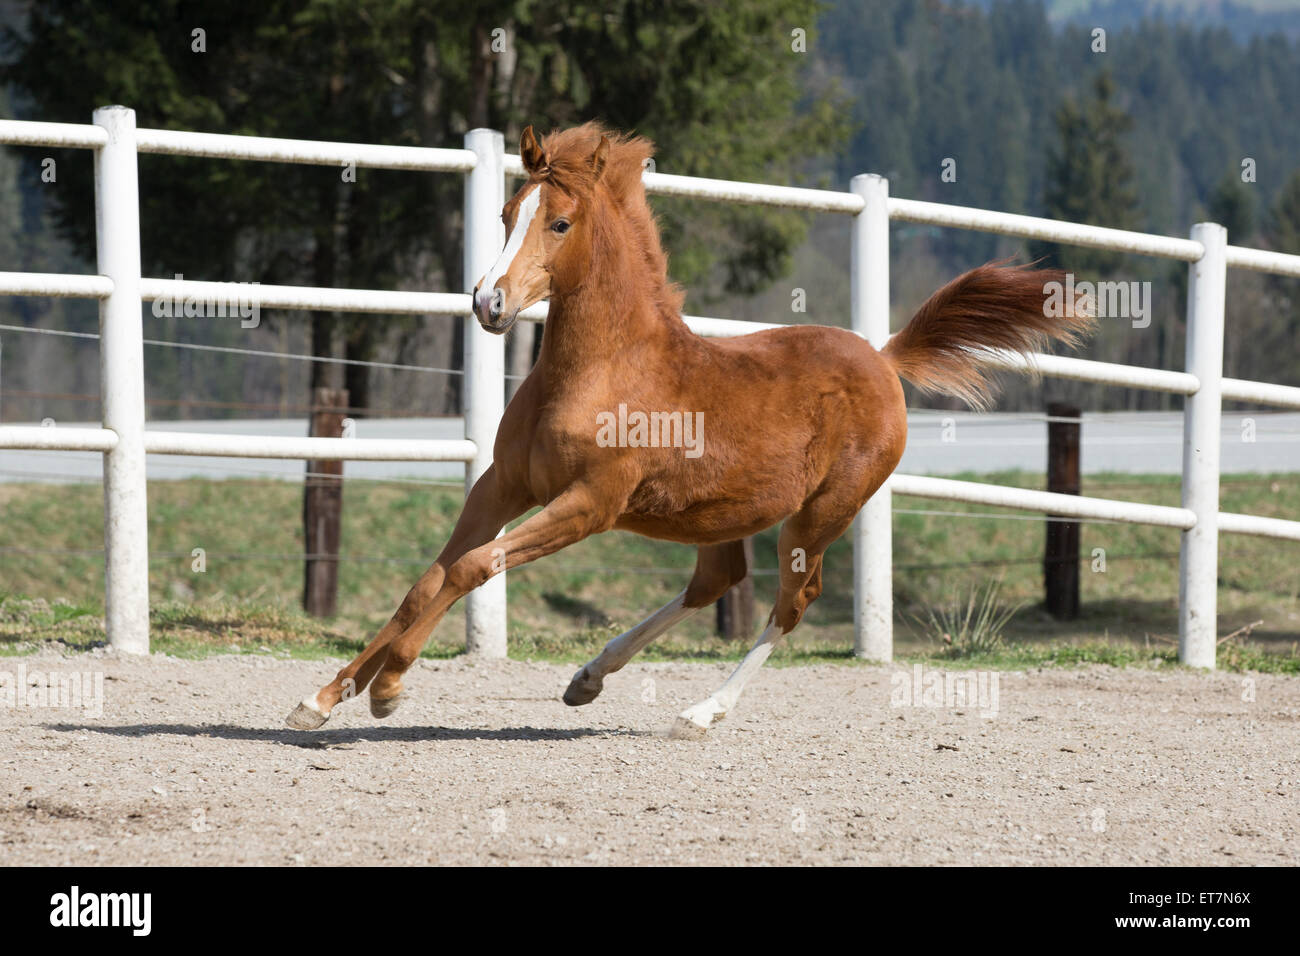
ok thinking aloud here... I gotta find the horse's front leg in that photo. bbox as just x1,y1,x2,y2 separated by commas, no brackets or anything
285,465,529,730
366,482,620,717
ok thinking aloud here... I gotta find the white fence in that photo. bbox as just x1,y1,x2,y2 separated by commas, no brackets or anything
2,107,1299,668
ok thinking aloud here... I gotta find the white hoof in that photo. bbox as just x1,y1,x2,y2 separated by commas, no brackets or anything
668,699,724,740
563,667,604,706
369,692,405,719
668,715,710,740
285,697,329,730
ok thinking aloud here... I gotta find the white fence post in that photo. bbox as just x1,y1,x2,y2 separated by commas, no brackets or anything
93,106,150,655
851,174,893,661
1179,221,1227,668
462,128,508,657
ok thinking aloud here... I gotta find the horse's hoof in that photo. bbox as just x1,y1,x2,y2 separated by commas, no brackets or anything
668,715,710,740
369,692,405,718
563,667,603,706
285,698,329,730
668,699,723,740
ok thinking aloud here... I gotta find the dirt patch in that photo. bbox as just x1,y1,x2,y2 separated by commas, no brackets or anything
0,648,1296,865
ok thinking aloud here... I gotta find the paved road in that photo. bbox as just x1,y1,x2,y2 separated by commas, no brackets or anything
899,410,1300,475
2,411,1298,483
0,417,468,485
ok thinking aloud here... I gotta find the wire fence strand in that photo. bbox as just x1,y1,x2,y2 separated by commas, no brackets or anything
0,543,1236,575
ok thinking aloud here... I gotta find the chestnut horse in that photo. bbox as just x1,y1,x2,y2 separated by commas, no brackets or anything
286,122,1091,738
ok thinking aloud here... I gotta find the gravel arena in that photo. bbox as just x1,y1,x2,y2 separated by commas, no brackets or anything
2,646,1296,866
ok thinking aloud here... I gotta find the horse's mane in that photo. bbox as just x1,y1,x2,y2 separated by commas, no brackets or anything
538,122,686,319
539,122,649,199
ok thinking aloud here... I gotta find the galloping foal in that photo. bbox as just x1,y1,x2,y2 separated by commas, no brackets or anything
287,123,1092,738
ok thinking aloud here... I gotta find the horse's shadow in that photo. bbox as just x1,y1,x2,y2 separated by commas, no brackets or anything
43,722,649,746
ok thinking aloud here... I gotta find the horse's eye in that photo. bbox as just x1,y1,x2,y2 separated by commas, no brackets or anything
551,219,570,234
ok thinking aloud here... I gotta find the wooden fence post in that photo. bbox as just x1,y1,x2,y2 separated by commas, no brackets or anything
716,536,756,640
303,387,348,618
1045,401,1081,619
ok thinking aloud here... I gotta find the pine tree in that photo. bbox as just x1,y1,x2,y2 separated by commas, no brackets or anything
2,0,845,415
1207,171,1257,242
1264,170,1300,348
1267,170,1300,256
1032,71,1139,274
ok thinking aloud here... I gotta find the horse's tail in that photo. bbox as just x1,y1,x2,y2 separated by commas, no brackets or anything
882,262,1094,410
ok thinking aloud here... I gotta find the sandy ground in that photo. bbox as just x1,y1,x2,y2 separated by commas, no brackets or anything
1,647,1296,866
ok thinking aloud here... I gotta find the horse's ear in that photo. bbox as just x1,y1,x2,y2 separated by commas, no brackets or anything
520,126,547,176
589,135,610,181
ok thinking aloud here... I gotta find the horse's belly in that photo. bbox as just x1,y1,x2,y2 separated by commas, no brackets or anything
615,489,798,544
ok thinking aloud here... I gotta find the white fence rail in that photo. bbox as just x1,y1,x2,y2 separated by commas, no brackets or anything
2,109,1299,666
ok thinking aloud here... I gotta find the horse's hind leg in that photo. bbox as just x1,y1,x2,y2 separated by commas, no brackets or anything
670,496,849,739
563,540,748,705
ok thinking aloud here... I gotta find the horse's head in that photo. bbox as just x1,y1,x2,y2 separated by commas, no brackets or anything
472,125,609,334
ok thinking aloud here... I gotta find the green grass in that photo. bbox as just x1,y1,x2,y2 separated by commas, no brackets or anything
3,595,1294,673
0,472,1297,672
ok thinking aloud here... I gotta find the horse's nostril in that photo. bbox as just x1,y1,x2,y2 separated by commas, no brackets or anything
474,287,506,324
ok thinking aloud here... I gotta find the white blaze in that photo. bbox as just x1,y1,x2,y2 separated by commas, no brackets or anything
483,185,540,291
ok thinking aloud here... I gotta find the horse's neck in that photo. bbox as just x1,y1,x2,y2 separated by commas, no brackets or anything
535,225,685,383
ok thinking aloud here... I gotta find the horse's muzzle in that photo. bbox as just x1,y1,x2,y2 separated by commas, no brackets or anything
473,287,516,334
481,312,517,335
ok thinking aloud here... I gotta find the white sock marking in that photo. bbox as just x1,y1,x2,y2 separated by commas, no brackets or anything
587,589,696,679
678,619,782,729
